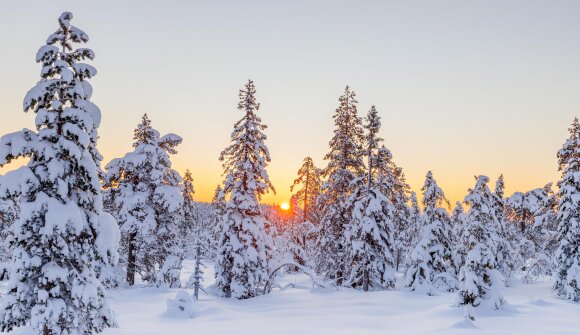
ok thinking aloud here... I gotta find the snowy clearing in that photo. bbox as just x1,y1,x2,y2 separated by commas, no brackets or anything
4,260,578,335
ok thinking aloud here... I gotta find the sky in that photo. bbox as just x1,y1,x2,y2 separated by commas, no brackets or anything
0,1,578,206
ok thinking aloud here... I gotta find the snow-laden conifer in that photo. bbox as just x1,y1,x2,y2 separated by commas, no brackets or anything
315,86,365,285
215,80,274,299
450,201,465,276
457,176,504,320
405,171,456,294
403,191,422,260
505,185,558,280
104,114,183,287
491,174,517,281
0,12,118,334
344,106,396,291
291,157,322,223
373,146,411,270
554,118,580,302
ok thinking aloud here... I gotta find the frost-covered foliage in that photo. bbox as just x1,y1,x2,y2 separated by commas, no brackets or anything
215,80,274,299
401,191,422,268
505,184,558,281
405,171,456,294
553,118,580,302
491,175,518,281
267,204,311,272
0,197,20,281
291,157,322,223
104,114,184,287
181,170,196,249
0,198,18,280
344,106,396,291
450,201,465,276
315,86,365,285
373,146,411,271
457,176,504,320
208,185,226,259
0,12,118,335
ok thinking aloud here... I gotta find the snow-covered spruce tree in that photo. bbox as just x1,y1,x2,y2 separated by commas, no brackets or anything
209,184,226,259
181,170,206,297
374,146,411,270
0,12,118,335
450,201,465,276
344,106,396,291
505,185,558,280
554,117,580,302
402,191,422,263
457,176,504,320
291,157,322,223
315,86,365,285
215,80,274,299
491,174,517,282
405,171,456,294
104,114,184,287
181,169,196,248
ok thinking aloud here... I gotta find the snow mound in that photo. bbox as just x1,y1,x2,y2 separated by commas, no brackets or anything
164,290,196,319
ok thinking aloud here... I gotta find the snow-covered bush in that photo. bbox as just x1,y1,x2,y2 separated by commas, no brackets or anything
165,291,196,319
406,171,456,294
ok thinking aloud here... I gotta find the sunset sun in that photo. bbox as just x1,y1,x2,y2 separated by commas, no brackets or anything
280,202,290,211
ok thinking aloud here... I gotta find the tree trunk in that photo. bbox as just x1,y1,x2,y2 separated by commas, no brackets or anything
362,267,369,292
193,245,201,300
126,231,137,286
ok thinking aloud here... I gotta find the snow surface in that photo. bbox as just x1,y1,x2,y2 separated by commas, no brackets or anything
1,260,578,335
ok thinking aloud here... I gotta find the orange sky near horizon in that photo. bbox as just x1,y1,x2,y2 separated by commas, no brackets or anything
0,1,577,207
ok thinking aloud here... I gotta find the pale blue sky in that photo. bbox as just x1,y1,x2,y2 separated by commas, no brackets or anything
0,1,578,203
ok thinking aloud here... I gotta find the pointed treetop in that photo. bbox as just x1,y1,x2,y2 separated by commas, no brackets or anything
238,79,259,114
182,169,195,202
421,170,450,210
495,174,505,198
133,113,157,147
365,105,383,152
557,117,580,172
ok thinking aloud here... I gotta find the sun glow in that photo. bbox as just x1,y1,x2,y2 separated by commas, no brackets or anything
280,202,290,211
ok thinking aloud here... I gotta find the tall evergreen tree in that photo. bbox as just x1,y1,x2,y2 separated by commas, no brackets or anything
0,12,118,334
290,157,322,223
457,176,504,321
215,80,274,299
450,201,465,276
405,171,455,294
374,146,411,270
181,169,196,241
209,184,226,259
401,191,422,268
554,118,580,302
492,174,517,282
344,106,396,291
315,86,365,285
104,114,184,287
